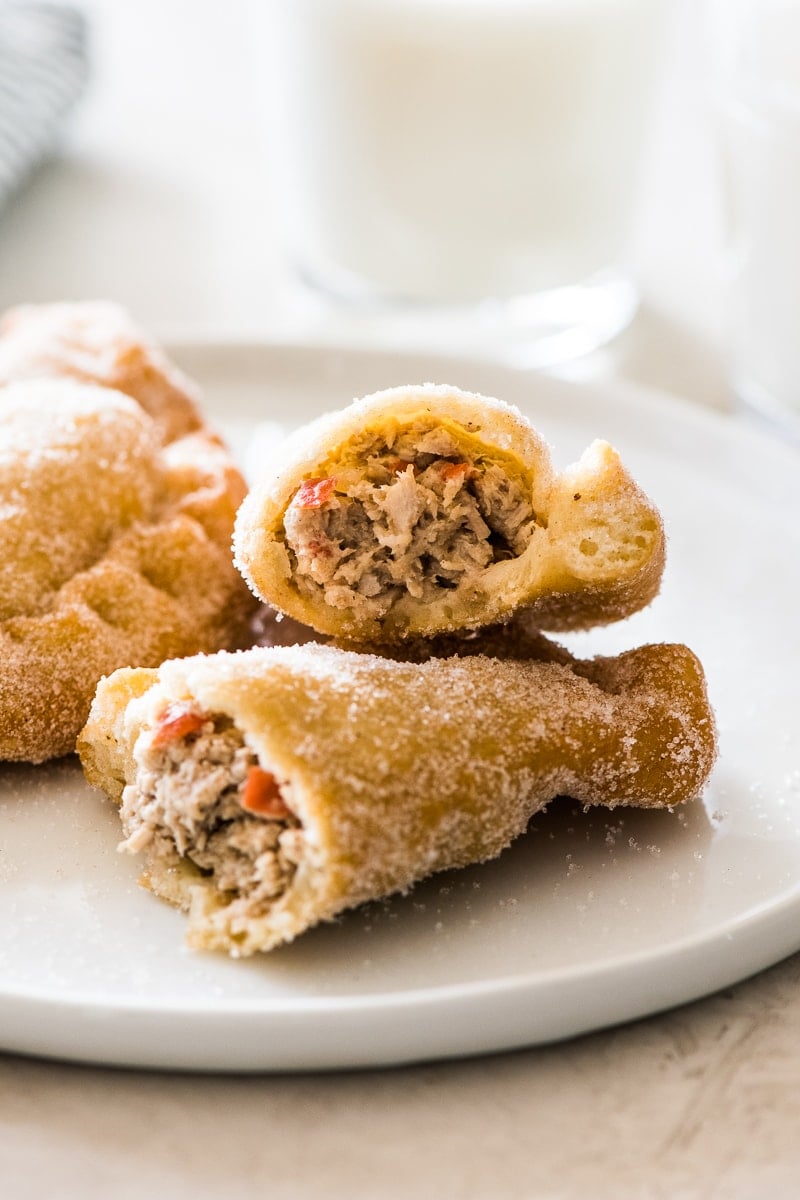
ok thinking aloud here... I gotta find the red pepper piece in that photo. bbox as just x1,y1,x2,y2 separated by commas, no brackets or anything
441,461,471,481
241,766,292,819
292,477,337,509
151,702,206,748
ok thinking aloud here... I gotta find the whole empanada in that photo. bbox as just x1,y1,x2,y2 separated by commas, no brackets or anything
0,377,256,762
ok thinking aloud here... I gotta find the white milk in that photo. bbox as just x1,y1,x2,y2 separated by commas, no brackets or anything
266,0,663,307
713,1,800,423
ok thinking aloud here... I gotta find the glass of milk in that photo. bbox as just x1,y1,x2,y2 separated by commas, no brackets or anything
710,0,800,436
260,0,665,365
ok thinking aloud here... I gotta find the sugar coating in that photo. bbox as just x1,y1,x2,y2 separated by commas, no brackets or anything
0,383,162,621
0,305,259,764
79,638,717,955
0,300,202,442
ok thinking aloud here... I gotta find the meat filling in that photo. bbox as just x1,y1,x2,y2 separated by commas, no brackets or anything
119,704,304,922
283,425,537,618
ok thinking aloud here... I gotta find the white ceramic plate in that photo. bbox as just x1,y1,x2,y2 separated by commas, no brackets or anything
2,343,799,1073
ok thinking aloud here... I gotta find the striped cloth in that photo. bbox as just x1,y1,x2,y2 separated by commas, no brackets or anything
0,2,88,210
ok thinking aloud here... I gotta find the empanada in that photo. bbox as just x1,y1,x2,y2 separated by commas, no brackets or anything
234,384,665,641
0,300,201,442
77,637,716,956
0,378,257,762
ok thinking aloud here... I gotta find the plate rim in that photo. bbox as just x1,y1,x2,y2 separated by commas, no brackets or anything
2,337,799,1071
165,335,800,472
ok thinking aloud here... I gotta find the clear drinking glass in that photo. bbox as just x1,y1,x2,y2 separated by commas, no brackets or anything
258,0,666,366
709,0,800,437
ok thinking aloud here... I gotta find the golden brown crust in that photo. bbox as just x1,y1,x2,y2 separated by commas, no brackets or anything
78,666,157,803
0,301,262,763
0,378,257,763
77,639,717,955
0,300,202,442
233,384,665,641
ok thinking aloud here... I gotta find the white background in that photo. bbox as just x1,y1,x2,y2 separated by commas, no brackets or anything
1,0,729,405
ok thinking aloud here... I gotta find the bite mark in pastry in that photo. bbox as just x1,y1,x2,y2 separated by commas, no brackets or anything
77,639,716,956
233,384,666,641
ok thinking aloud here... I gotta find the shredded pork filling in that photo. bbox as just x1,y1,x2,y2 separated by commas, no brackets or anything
119,712,304,919
283,426,537,617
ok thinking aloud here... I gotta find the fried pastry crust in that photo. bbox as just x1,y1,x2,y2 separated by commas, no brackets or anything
0,378,256,763
77,638,716,956
233,384,666,642
0,300,202,442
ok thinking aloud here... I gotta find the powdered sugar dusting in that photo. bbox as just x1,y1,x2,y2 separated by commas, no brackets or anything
0,305,257,764
83,637,717,954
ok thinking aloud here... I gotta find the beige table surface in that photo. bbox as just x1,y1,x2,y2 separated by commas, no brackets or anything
1,3,798,1197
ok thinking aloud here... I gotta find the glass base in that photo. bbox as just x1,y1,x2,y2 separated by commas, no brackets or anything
297,266,640,369
733,374,800,447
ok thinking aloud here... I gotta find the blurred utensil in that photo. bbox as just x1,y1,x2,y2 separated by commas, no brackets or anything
0,2,88,211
